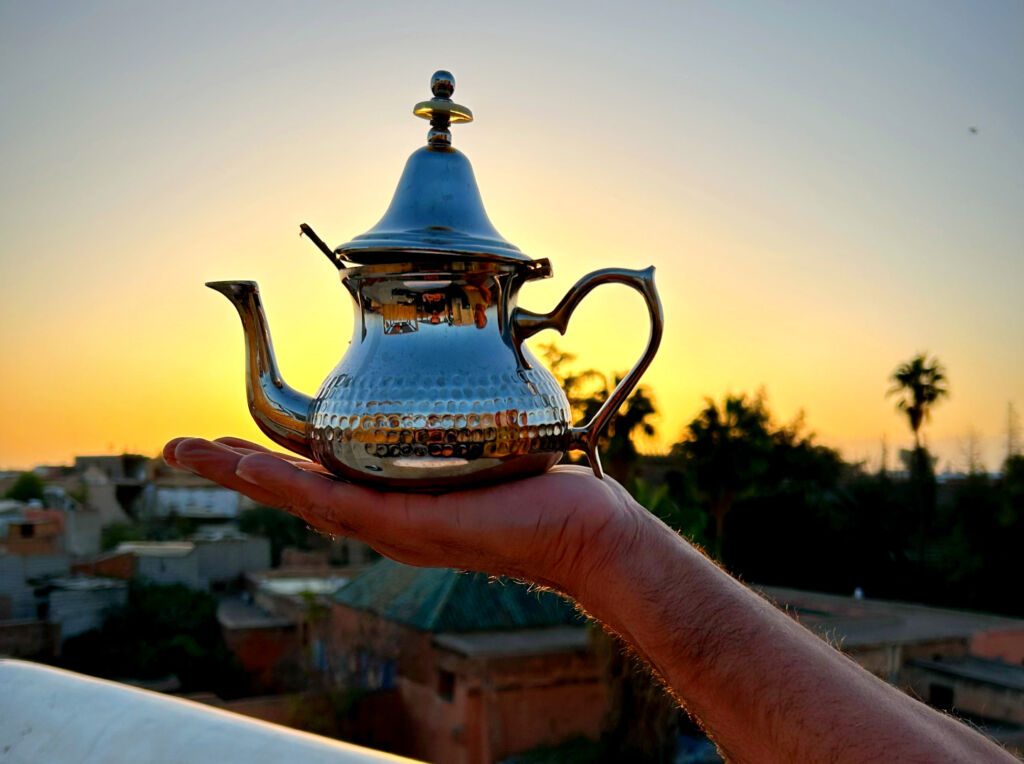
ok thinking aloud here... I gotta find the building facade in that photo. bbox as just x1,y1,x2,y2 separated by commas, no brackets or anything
329,560,606,764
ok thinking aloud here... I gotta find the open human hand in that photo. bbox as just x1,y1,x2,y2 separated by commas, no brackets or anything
164,437,646,601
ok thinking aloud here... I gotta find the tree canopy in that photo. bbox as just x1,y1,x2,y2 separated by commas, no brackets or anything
538,342,658,485
668,392,843,561
58,582,248,697
4,471,45,502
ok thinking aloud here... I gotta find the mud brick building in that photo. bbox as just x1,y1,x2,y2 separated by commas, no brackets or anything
330,560,606,764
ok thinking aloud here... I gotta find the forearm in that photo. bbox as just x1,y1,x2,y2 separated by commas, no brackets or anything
573,509,1014,763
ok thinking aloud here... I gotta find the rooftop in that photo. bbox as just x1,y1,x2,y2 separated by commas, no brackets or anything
217,597,296,630
116,541,195,558
433,625,591,657
192,527,249,542
907,656,1024,692
51,576,127,591
334,559,581,633
260,577,349,597
762,586,1024,648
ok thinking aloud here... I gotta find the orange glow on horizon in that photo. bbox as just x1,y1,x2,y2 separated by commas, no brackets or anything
1,4,1021,473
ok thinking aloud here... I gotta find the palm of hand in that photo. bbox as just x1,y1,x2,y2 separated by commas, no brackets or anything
165,437,640,598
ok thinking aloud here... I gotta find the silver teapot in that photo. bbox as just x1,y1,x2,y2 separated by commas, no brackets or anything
210,72,663,490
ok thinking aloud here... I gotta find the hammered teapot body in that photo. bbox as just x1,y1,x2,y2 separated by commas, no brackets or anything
209,257,660,489
206,72,663,489
313,259,571,487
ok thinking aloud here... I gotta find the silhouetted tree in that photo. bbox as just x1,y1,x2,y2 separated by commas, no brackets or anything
100,522,145,551
579,377,658,485
671,393,773,559
538,343,607,423
887,354,949,450
1006,402,1021,463
59,582,248,696
239,505,321,567
539,342,658,485
4,472,44,502
887,354,947,564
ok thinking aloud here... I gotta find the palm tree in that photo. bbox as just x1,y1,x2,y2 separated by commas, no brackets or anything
538,343,607,423
887,354,949,450
672,393,774,559
539,343,658,484
596,378,658,484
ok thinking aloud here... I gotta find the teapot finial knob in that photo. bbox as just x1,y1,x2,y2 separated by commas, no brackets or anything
430,70,455,98
414,70,473,150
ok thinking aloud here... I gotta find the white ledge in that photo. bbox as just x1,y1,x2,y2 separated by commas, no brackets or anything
0,659,419,763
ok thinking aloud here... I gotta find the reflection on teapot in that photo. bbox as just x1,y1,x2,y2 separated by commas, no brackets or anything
208,72,663,491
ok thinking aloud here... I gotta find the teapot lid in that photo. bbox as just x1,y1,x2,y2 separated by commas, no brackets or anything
330,71,531,265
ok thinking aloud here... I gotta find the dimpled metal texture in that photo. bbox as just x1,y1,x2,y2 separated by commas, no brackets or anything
308,260,572,490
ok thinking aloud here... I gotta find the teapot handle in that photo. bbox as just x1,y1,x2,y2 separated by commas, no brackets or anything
512,266,664,479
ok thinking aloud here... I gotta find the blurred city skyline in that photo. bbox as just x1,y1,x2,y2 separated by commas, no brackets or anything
1,1,1022,471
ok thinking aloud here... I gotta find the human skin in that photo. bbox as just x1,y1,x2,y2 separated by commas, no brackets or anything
166,436,1014,763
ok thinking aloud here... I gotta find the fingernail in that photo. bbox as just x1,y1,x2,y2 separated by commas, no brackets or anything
173,438,212,474
163,438,184,465
235,453,269,483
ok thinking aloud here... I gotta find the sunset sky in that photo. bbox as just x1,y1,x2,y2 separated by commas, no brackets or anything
1,1,1021,472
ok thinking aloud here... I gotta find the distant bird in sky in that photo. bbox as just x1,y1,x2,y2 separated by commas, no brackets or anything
968,126,979,134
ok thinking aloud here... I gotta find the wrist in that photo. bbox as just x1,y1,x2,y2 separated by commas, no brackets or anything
565,497,685,635
566,503,730,686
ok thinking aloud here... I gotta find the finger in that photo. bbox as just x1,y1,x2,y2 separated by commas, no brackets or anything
173,438,291,509
234,453,528,564
213,436,271,451
212,438,330,474
213,437,313,465
230,454,443,564
163,437,191,468
235,452,392,537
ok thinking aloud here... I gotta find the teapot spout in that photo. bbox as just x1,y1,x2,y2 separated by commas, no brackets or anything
207,281,313,459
